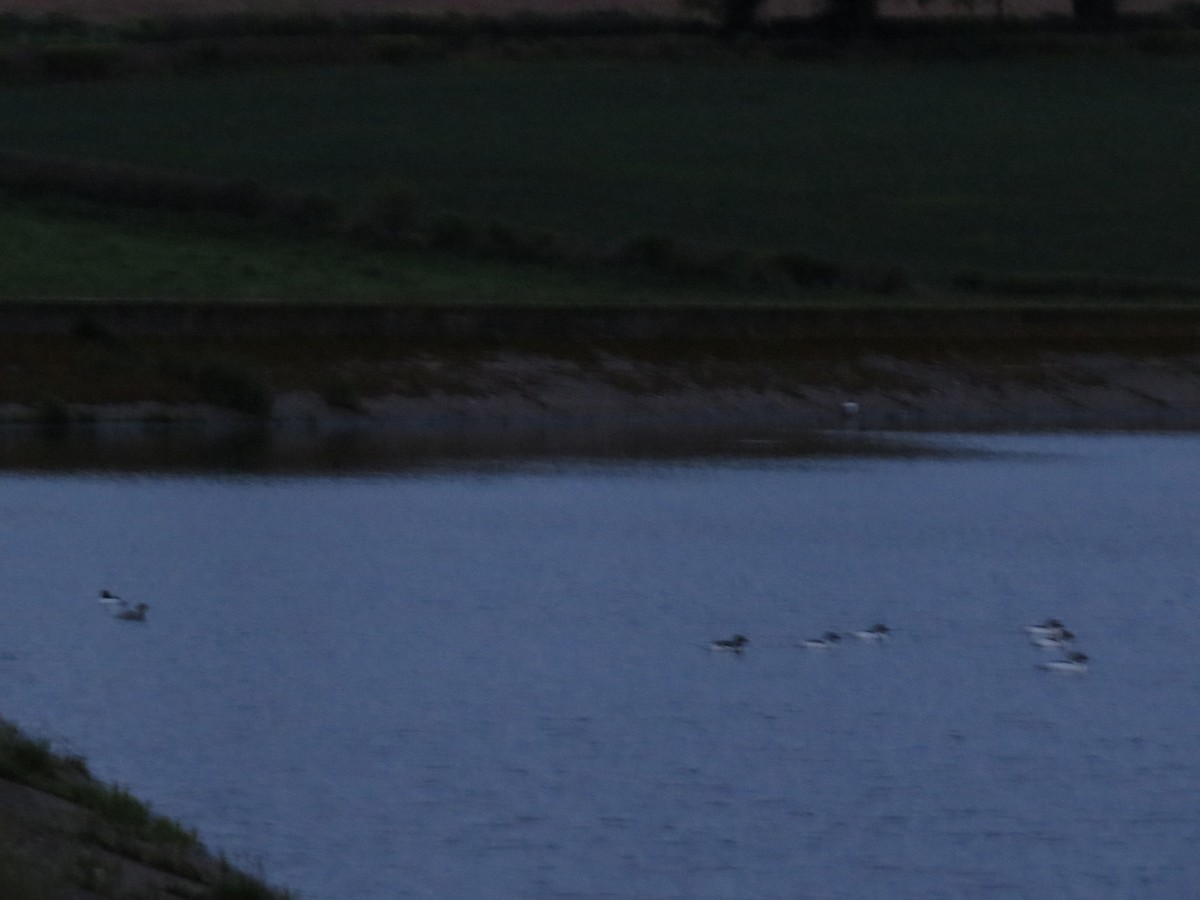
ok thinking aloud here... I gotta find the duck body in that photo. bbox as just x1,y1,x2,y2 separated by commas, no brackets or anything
1037,651,1088,674
98,589,148,622
802,631,842,650
710,634,749,653
110,599,149,621
1030,628,1075,649
1024,619,1066,638
851,624,890,641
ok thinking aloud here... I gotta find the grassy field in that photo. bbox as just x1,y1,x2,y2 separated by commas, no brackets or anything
0,201,844,304
2,54,1200,299
5,58,1200,265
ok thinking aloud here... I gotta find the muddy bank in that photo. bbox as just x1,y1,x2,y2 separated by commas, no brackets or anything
291,347,1200,432
2,303,1199,437
4,345,1200,437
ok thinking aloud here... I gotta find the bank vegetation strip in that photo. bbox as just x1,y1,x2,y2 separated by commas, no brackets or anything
0,716,294,899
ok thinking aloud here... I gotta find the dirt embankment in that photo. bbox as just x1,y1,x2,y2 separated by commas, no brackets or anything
4,339,1200,433
1,304,1199,433
0,719,291,899
267,348,1200,433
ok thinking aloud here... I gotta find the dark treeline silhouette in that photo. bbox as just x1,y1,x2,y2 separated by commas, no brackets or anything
0,0,1179,49
716,0,1136,35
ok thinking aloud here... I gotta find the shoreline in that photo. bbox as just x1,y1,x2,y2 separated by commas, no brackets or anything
8,349,1200,430
3,347,1199,447
3,304,1199,451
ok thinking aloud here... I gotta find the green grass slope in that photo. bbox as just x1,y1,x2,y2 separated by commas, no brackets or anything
0,718,293,899
2,56,1200,282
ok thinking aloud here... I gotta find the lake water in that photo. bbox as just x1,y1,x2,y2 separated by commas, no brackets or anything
1,428,1198,899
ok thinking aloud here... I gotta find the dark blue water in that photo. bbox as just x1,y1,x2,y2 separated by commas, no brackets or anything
1,432,1198,899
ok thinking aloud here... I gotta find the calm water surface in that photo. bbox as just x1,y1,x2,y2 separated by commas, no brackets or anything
1,431,1198,899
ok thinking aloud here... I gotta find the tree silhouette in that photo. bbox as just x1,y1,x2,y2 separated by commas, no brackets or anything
719,0,769,36
1071,0,1117,21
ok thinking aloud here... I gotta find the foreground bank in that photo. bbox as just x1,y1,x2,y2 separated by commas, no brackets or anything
0,718,292,899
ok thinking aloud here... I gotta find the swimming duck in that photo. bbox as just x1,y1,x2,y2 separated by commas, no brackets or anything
802,631,842,649
710,634,749,653
1030,628,1075,649
851,624,890,641
1037,651,1088,674
113,601,149,622
100,591,148,622
1024,618,1066,638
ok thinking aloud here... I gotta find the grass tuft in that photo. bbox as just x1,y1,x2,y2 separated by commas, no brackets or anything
0,722,59,783
210,863,297,900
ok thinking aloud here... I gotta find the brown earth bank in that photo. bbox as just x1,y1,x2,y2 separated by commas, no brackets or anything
3,332,1200,435
2,303,1199,437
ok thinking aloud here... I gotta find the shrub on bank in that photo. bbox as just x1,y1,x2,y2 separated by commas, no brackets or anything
0,147,900,298
36,42,125,80
349,179,425,243
0,722,60,783
157,355,274,415
0,151,339,234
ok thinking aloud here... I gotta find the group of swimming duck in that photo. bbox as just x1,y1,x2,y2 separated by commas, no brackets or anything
711,619,1089,675
1025,618,1089,673
709,623,891,654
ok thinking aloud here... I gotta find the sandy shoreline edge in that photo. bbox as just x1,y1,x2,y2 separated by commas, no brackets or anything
5,348,1199,436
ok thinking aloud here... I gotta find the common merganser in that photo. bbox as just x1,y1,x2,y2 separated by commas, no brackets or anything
802,631,842,649
851,624,890,641
113,601,149,622
1024,619,1066,638
710,634,749,653
1037,651,1088,674
100,590,148,622
1030,628,1075,649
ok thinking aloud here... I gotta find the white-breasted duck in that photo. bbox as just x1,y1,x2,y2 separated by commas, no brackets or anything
113,601,149,622
851,624,890,641
100,591,148,622
1030,628,1075,649
1024,618,1067,638
802,631,842,649
1037,651,1089,674
710,634,749,653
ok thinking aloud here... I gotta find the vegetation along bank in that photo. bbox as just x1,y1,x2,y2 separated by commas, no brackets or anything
0,716,293,899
